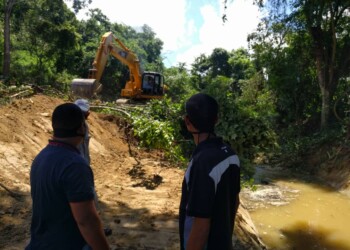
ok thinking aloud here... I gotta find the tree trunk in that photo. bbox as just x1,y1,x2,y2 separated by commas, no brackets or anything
314,40,330,130
3,11,11,78
3,0,16,79
315,58,330,130
320,86,330,130
307,2,344,131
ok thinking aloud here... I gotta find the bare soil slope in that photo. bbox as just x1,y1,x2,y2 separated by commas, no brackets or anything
0,94,183,250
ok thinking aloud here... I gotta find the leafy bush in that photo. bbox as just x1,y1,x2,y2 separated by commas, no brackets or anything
204,75,278,161
130,97,188,163
132,117,174,148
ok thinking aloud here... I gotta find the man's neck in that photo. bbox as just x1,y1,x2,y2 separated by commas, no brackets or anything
193,133,215,145
52,137,80,147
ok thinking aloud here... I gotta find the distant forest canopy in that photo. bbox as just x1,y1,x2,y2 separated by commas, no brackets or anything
1,0,349,169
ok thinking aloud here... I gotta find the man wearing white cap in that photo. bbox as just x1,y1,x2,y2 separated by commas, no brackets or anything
74,99,91,165
74,99,112,238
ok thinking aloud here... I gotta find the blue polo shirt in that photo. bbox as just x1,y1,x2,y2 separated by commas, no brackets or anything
26,140,95,250
179,137,241,250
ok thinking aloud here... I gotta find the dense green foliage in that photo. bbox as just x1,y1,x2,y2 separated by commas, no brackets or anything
130,97,190,163
251,0,350,130
1,0,349,180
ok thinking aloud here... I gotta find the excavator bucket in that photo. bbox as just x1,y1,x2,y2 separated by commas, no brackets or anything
70,79,102,98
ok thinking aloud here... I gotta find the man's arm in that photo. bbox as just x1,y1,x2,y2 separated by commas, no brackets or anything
186,217,211,250
70,200,109,250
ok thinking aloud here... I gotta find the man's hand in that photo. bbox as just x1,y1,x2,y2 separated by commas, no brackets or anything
186,217,211,250
70,200,110,250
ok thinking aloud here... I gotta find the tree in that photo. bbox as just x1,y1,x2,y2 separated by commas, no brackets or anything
19,0,83,83
2,0,91,80
228,48,255,81
163,65,195,102
224,0,350,129
209,48,232,78
248,20,321,130
303,1,350,129
3,0,16,79
228,48,256,94
191,54,210,90
138,25,164,72
254,0,350,129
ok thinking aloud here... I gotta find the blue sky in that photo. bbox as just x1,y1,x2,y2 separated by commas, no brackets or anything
70,0,262,68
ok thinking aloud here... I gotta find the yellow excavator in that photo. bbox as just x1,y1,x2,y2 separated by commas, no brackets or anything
71,31,165,102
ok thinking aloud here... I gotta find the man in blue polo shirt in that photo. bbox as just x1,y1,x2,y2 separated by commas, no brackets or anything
26,103,109,250
179,93,241,250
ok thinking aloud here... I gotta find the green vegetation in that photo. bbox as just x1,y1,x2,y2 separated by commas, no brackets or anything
130,97,187,163
1,0,349,182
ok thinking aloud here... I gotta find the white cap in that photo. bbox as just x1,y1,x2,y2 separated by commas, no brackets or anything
74,99,90,113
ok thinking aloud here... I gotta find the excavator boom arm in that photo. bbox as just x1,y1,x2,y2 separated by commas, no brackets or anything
90,32,142,89
109,43,142,89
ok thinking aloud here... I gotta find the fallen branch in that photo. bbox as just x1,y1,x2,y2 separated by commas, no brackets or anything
90,105,132,118
9,89,32,99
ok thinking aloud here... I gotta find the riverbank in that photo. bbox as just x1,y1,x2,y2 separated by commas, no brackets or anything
241,165,350,250
302,141,350,195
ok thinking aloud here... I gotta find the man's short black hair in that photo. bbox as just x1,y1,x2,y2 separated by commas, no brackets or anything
52,103,84,138
185,93,218,132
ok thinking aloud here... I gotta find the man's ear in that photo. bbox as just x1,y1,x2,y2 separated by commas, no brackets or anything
184,115,191,127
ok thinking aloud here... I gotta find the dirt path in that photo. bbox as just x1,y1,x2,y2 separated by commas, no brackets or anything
0,94,184,250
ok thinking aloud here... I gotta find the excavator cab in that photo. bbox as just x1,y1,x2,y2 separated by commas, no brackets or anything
141,72,164,96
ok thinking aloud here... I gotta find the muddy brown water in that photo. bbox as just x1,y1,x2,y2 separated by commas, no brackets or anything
245,166,350,250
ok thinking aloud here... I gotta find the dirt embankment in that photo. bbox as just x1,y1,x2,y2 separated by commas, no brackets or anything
301,141,350,196
0,94,183,249
0,94,265,250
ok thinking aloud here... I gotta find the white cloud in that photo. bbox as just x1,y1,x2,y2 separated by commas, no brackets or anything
176,0,261,67
74,0,187,53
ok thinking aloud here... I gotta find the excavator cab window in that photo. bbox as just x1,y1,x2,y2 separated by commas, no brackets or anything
153,75,162,95
142,76,154,94
142,73,164,95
